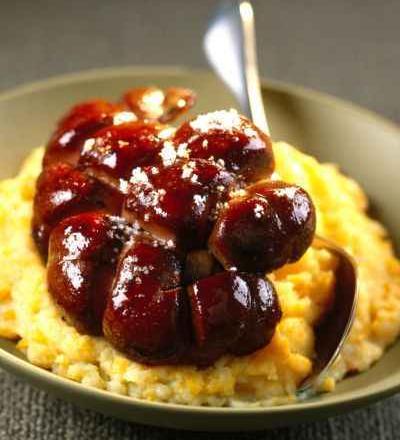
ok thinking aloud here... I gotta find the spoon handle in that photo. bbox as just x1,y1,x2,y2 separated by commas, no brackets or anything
203,0,270,135
238,1,270,135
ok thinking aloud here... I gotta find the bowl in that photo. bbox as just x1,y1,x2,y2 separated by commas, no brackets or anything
0,66,399,431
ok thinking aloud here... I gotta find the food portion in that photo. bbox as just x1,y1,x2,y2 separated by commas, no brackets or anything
103,234,187,364
188,272,281,363
0,86,399,406
30,87,317,367
123,87,196,123
47,212,132,335
43,100,126,167
209,181,316,273
173,111,274,182
125,158,235,250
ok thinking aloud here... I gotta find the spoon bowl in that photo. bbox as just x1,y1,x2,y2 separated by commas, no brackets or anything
298,236,358,395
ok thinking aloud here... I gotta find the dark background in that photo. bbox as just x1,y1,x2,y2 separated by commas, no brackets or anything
0,1,399,439
1,0,399,121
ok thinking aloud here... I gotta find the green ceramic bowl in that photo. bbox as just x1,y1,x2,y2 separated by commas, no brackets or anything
0,67,399,431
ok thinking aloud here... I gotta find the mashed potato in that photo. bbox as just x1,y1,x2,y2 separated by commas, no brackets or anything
0,143,400,406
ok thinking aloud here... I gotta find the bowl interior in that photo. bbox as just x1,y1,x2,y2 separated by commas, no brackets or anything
0,67,399,430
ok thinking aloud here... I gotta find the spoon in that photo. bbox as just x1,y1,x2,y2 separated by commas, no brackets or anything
203,0,358,396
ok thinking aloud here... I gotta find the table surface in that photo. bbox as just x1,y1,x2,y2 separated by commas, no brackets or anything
1,1,399,439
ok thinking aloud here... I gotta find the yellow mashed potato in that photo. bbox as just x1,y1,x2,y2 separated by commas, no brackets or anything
0,143,400,406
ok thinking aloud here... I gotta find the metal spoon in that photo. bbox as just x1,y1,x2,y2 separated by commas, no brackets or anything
203,0,358,396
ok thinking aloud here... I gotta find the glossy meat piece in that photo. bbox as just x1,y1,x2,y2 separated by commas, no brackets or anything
47,212,132,335
123,87,196,123
229,274,281,356
32,163,100,258
209,181,316,273
124,159,235,250
78,121,165,190
173,109,274,182
103,236,187,364
187,272,281,366
247,180,317,264
43,100,134,167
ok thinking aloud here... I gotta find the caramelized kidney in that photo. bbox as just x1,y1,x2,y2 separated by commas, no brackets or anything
43,100,132,167
32,162,125,258
78,121,165,190
103,235,187,364
229,274,281,356
32,163,99,258
47,212,132,335
123,87,196,123
187,272,281,366
124,159,235,250
209,181,316,273
173,110,274,183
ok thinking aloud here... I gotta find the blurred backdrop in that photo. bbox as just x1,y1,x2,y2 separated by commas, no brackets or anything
1,0,398,120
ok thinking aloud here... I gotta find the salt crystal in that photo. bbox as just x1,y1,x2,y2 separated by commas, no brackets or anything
159,141,177,166
189,109,241,134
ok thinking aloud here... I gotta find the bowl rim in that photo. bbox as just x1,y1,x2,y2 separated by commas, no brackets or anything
0,65,399,417
0,65,398,136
